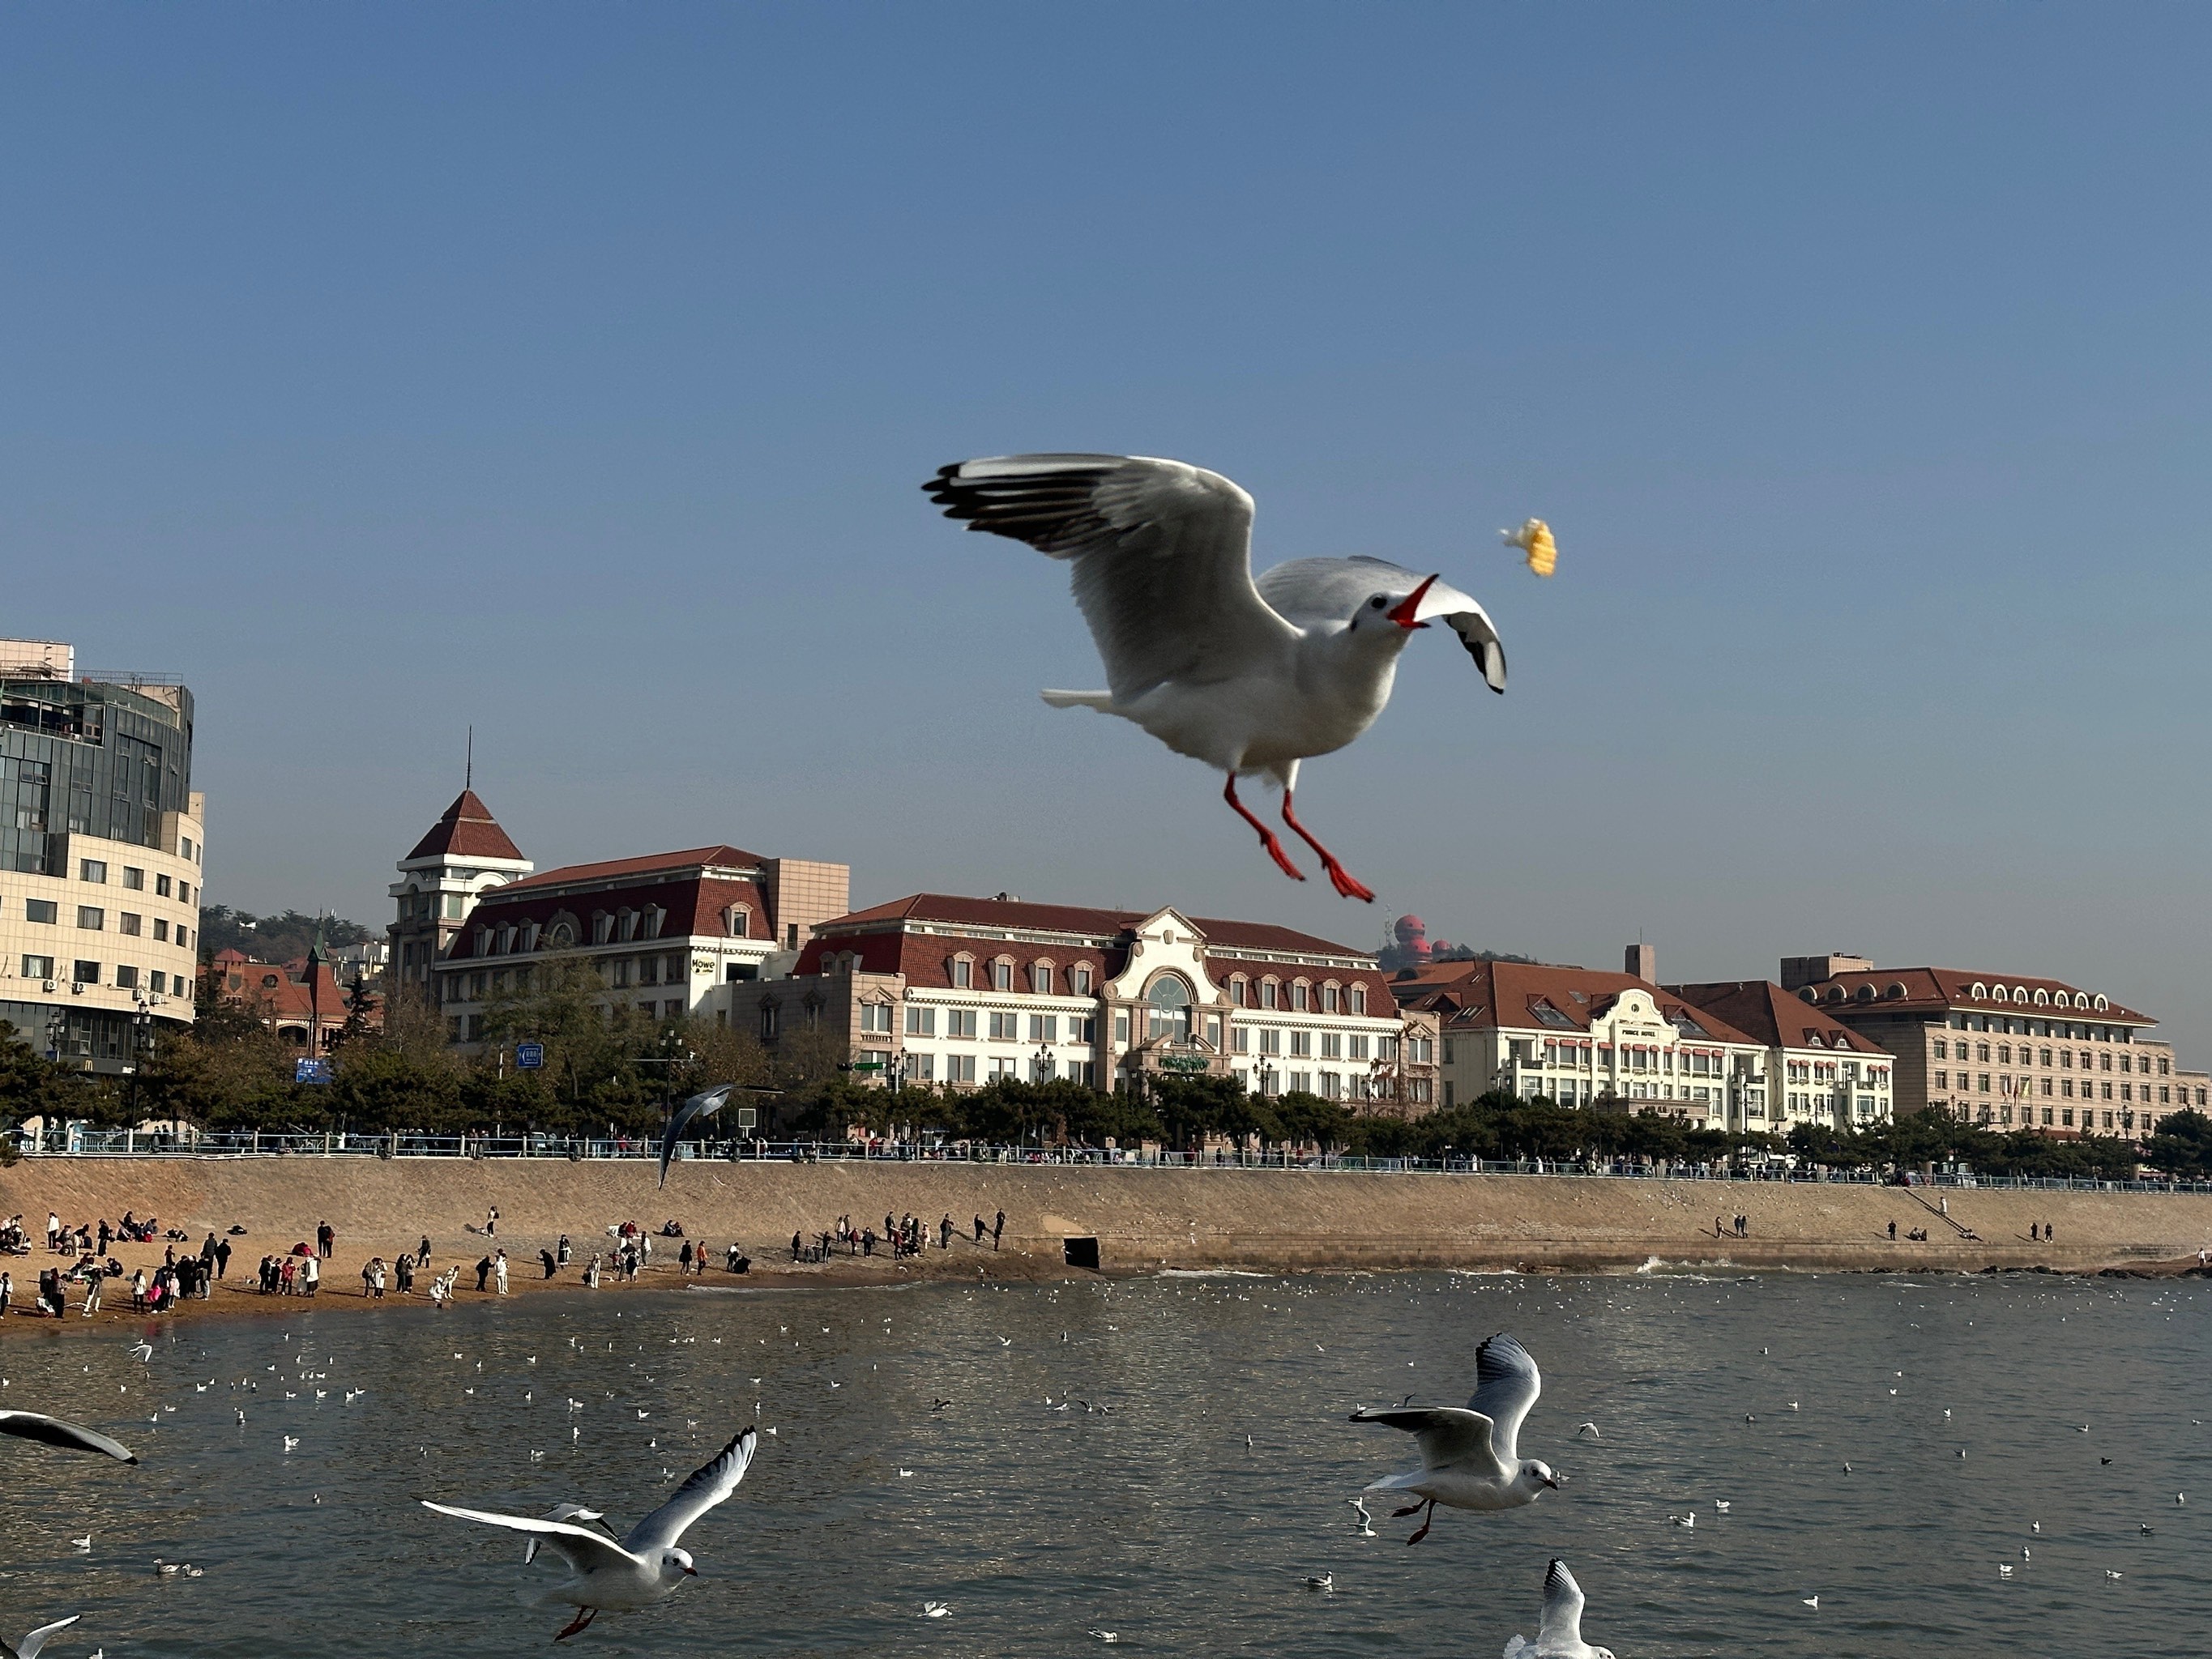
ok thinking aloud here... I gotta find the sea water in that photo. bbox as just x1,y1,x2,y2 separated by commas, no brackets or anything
1,1269,2206,1656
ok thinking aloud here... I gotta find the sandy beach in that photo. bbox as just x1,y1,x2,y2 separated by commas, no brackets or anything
5,1154,2212,1334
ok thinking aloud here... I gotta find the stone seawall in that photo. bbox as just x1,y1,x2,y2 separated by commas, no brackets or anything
5,1155,2209,1281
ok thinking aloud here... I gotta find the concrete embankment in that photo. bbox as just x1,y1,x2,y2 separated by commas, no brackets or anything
4,1155,2210,1286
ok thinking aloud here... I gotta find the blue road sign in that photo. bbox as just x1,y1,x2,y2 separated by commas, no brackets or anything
515,1042,545,1070
296,1058,333,1085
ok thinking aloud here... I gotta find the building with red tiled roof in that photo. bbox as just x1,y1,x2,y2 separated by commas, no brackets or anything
203,946,376,1056
713,892,1441,1113
388,791,535,992
432,846,848,1046
1662,979,1894,1130
1776,955,2206,1137
1391,948,1774,1129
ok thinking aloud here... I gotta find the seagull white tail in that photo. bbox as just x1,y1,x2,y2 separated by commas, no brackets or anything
1040,689,1114,710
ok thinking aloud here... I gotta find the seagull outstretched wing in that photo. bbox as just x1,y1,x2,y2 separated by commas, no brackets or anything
624,1427,757,1553
658,1085,733,1188
1258,557,1505,692
1469,1333,1542,1463
0,1410,136,1464
1539,1558,1586,1649
1348,1406,1510,1480
5,1613,82,1659
925,454,1299,703
421,1502,644,1576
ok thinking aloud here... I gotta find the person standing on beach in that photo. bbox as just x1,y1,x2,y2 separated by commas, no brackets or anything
993,1210,1005,1250
583,1253,601,1288
940,1214,953,1251
493,1250,509,1294
540,1247,557,1280
215,1236,232,1279
417,1236,432,1267
45,1213,59,1253
79,1269,100,1316
679,1239,694,1275
974,1214,985,1243
557,1234,571,1266
301,1253,319,1298
792,1230,802,1262
486,1205,498,1237
475,1255,492,1292
317,1222,334,1260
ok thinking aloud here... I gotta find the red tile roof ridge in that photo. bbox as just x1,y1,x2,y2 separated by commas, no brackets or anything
497,844,770,892
404,789,526,863
817,893,1373,962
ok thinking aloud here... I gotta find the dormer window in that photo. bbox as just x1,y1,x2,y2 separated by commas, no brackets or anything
643,906,666,940
726,905,751,939
592,912,613,945
950,955,974,989
1031,962,1053,996
1070,964,1093,996
617,909,638,942
1260,978,1279,1010
1350,984,1367,1016
1322,982,1340,1013
522,922,541,952
1228,975,1248,1006
1292,980,1311,1013
474,927,491,956
992,958,1014,992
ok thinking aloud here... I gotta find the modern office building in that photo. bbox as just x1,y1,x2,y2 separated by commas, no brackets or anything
0,640,203,1072
712,892,1441,1112
1779,955,2206,1137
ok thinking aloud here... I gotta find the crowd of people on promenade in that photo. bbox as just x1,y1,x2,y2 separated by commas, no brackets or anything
789,1208,1006,1263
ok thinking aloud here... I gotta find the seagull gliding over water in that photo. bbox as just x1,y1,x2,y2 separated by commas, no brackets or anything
1504,1559,1614,1659
1350,1332,1559,1542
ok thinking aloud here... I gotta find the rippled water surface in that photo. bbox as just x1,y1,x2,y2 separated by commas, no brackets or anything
2,1269,2207,1656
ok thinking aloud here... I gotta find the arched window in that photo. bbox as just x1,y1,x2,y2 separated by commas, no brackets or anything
1971,983,1987,1000
949,954,973,989
1291,980,1311,1012
992,957,1014,992
1147,974,1194,1042
2034,987,2050,1005
1031,962,1053,996
1885,982,1907,999
2074,992,2090,1009
2013,986,2029,1003
1322,982,1340,1013
1855,984,1875,1002
1070,963,1094,996
1350,984,1367,1016
1992,985,2009,1004
726,905,750,937
2093,995,2109,1011
1260,977,1280,1010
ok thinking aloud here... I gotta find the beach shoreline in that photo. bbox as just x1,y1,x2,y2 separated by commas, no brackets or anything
4,1154,2210,1336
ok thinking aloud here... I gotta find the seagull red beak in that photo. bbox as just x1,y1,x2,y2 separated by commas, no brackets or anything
1386,575,1438,629
683,1564,698,1576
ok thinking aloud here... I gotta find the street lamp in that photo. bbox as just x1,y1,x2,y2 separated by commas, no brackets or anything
1031,1043,1056,1084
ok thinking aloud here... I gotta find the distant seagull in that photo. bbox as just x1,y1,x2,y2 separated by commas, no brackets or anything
0,1614,80,1657
1088,1629,1119,1642
1714,1501,1731,1513
1504,1559,1614,1659
1300,1574,1333,1593
1350,1497,1376,1537
70,1534,91,1552
425,1427,756,1642
1350,1332,1561,1544
1668,1512,1695,1529
922,1602,950,1619
2106,1571,2124,1580
0,1411,135,1465
657,1085,734,1188
925,454,1508,900
1803,1597,1819,1610
282,1437,299,1453
1575,1422,1601,1439
1998,1564,2013,1579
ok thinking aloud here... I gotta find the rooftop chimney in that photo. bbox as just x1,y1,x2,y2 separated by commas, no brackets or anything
1625,943,1656,983
1779,953,1874,992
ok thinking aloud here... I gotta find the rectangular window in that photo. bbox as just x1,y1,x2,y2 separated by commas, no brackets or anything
992,961,1013,992
122,866,143,890
152,919,169,941
908,1053,935,1081
611,959,632,988
155,874,173,898
663,1000,684,1019
79,859,107,883
2041,1077,2053,1096
1320,1071,1343,1100
177,927,189,950
638,957,660,985
1977,1073,1990,1093
1070,1016,1096,1043
1351,986,1366,1015
114,965,139,990
1031,964,1053,995
950,959,972,989
1322,1032,1343,1059
1114,1012,1129,1043
860,1003,892,1034
759,1004,779,1040
946,1054,976,1084
1932,1038,1947,1059
1349,1034,1369,1060
2039,1047,2052,1067
72,960,100,985
989,1056,1018,1079
1232,1026,1250,1053
1260,981,1278,1009
2062,1108,2074,1127
1259,1029,1281,1056
945,1009,979,1039
25,899,55,924
2101,1081,2113,1100
905,1006,936,1036
76,906,103,931
118,912,142,936
988,1010,1019,1041
1027,1013,1057,1043
1071,966,1091,995
1288,1071,1310,1094
1289,1030,1312,1057
1933,1070,1948,1090
21,954,53,979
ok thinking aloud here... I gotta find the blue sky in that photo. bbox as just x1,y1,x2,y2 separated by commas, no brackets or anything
6,7,2210,1050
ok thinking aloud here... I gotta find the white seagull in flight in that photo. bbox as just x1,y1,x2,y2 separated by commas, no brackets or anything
1504,1559,1615,1659
925,454,1506,900
1350,1332,1561,1543
424,1427,756,1641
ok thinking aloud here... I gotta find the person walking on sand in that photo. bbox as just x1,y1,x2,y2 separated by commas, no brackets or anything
45,1212,59,1253
974,1213,986,1244
993,1210,1005,1251
940,1213,953,1251
493,1250,509,1295
79,1269,100,1316
370,1258,386,1299
540,1247,557,1281
215,1235,232,1279
0,1269,11,1318
679,1239,694,1276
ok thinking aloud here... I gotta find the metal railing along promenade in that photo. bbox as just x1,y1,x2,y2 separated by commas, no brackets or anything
14,1128,2210,1195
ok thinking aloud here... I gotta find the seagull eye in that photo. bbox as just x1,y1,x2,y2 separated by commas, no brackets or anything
1369,596,1387,609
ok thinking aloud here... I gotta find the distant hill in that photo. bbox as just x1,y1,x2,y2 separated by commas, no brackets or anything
199,906,377,965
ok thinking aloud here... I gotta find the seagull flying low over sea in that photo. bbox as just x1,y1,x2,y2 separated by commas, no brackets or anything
1504,1559,1615,1659
657,1085,733,1188
0,1411,136,1464
0,1614,80,1659
1350,1332,1561,1544
925,454,1509,900
424,1427,756,1641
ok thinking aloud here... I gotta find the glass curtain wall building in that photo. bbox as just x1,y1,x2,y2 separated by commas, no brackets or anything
0,641,204,1075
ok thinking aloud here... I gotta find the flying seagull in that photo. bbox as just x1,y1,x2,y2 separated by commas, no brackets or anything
0,1614,80,1659
657,1085,733,1188
1504,1559,1614,1659
424,1427,756,1641
0,1411,136,1465
1350,1332,1560,1543
925,454,1507,900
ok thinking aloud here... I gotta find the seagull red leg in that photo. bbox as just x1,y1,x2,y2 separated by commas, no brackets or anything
1405,1499,1436,1546
553,1607,598,1642
1280,791,1375,902
1224,774,1305,881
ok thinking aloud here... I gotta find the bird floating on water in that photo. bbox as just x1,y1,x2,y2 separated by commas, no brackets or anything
925,454,1508,901
1504,1559,1613,1659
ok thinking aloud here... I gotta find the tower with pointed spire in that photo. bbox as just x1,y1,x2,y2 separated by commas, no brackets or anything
387,789,533,992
